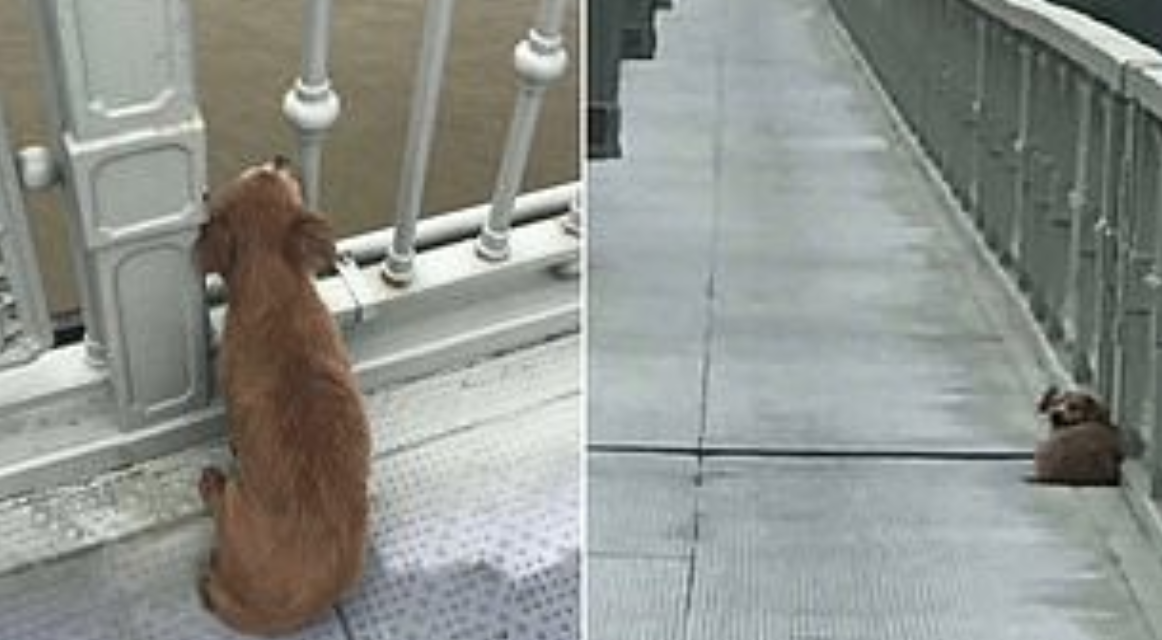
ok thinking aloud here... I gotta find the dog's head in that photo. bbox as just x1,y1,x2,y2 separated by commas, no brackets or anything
1038,386,1111,429
196,156,335,278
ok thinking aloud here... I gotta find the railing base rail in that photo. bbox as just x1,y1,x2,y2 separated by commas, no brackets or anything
0,209,579,500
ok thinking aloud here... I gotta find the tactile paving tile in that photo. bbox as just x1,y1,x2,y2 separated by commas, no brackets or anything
341,395,580,640
101,519,347,640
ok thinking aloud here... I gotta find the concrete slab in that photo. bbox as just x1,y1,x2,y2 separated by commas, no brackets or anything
588,349,704,447
587,556,689,640
686,459,1156,640
588,453,697,558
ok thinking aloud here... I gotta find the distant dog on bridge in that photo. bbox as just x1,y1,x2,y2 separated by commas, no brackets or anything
196,157,371,636
1031,386,1122,487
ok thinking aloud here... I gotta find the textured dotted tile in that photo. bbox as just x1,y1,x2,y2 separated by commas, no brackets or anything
0,337,579,640
101,520,347,640
343,395,580,640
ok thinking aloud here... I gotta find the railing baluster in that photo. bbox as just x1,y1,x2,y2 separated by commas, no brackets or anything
382,0,459,285
283,0,341,211
0,98,52,368
476,0,572,262
562,188,582,238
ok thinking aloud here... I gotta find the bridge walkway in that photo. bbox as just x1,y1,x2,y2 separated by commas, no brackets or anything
588,0,1162,638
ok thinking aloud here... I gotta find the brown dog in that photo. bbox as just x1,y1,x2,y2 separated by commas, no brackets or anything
1032,386,1121,486
196,157,371,636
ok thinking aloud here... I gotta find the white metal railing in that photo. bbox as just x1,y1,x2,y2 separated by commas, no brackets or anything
0,0,578,492
477,0,571,262
0,102,52,369
832,0,1162,495
283,0,341,211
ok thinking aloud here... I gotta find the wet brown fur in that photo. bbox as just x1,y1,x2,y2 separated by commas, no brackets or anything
195,162,371,636
1032,386,1121,487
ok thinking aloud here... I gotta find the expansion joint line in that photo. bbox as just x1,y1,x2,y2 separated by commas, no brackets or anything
682,9,729,637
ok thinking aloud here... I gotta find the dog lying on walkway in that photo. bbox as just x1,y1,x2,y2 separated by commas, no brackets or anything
196,157,371,636
1032,386,1121,487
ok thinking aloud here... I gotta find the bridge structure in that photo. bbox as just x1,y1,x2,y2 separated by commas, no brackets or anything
589,0,1162,637
0,1,579,638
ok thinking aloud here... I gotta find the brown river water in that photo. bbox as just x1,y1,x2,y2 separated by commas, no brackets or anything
0,1,580,314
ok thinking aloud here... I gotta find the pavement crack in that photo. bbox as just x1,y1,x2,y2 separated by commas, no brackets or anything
589,442,1034,462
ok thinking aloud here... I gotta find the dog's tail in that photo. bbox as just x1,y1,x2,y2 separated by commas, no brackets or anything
201,572,322,638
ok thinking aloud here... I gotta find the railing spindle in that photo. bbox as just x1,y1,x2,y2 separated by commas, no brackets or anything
562,187,582,237
283,0,341,210
382,0,459,285
476,0,571,262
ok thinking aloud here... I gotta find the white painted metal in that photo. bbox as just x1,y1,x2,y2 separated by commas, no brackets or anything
1128,66,1162,122
352,182,576,262
0,102,52,370
562,185,583,238
476,0,572,262
383,0,459,286
282,0,341,210
320,217,579,328
959,0,1161,87
29,0,209,429
0,0,579,500
14,146,58,191
202,182,577,305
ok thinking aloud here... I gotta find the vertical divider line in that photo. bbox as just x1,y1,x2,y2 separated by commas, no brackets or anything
682,5,728,636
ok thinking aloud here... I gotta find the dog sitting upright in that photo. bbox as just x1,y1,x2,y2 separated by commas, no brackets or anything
1032,386,1121,486
196,157,371,636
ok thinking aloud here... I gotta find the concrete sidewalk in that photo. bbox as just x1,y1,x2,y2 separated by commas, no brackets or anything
587,0,1162,638
0,337,579,640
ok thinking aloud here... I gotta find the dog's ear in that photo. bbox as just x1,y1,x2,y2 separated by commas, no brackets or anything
196,218,233,275
1085,396,1112,426
285,212,336,275
1037,386,1060,414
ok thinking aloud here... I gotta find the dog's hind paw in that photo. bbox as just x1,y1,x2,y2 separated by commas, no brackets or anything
198,573,216,612
199,466,226,504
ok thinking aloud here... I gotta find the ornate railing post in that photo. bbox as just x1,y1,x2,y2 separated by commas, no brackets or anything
476,0,572,262
283,0,341,210
30,0,209,428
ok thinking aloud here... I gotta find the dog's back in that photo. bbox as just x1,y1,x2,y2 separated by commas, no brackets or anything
197,161,371,635
208,298,370,635
1033,421,1121,486
1032,387,1122,486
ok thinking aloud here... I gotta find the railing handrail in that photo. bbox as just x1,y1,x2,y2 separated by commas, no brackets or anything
961,0,1161,89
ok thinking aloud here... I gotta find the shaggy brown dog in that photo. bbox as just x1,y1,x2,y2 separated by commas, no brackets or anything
196,157,371,636
1032,386,1121,486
